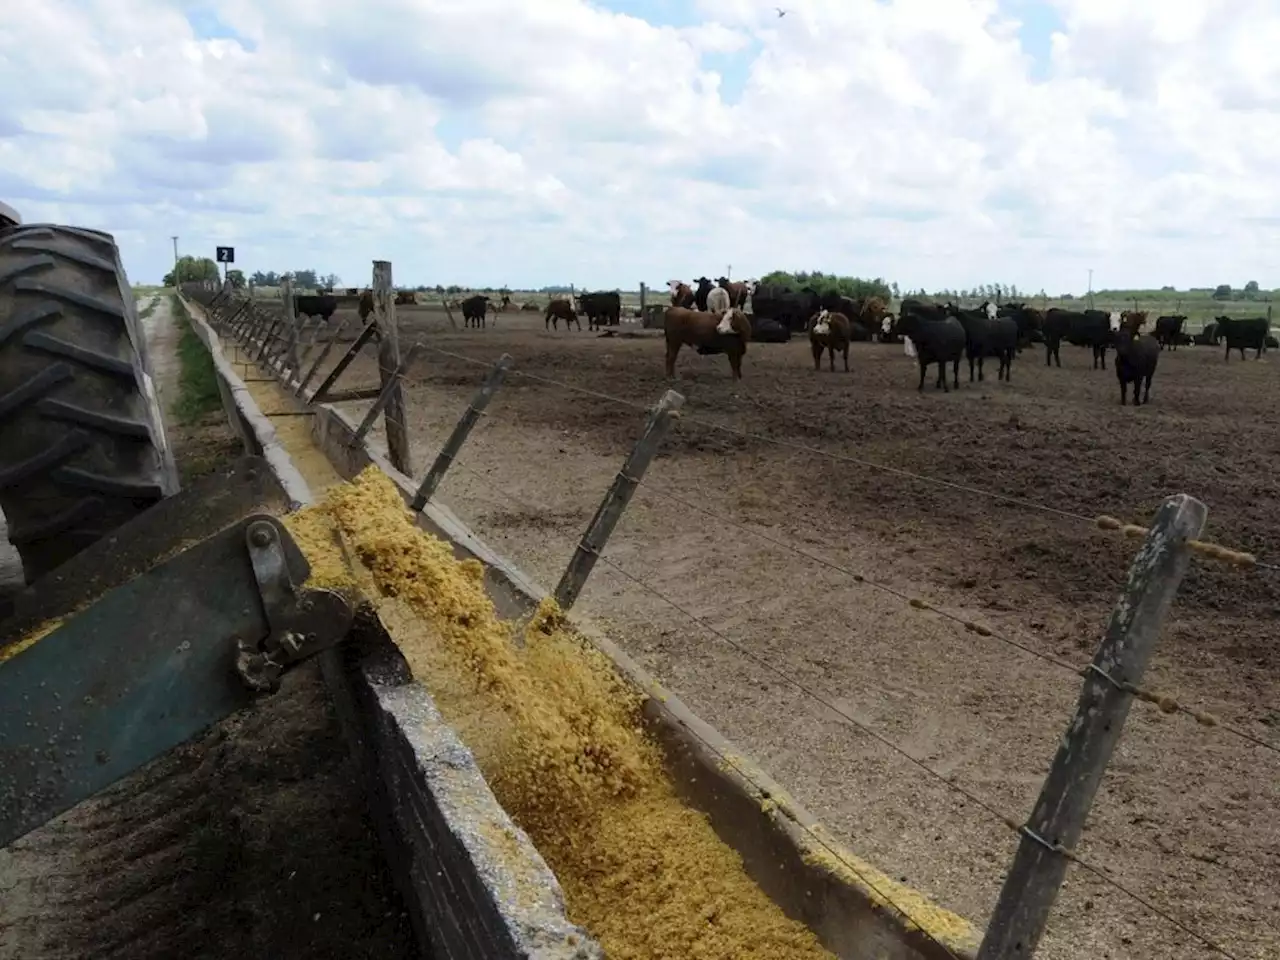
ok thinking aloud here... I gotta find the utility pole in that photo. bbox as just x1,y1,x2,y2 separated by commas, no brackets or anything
171,236,180,287
1087,268,1094,309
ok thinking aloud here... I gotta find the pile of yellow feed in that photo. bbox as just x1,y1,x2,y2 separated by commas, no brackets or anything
285,467,835,960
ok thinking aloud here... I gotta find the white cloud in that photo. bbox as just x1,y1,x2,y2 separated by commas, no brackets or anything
2,0,1279,291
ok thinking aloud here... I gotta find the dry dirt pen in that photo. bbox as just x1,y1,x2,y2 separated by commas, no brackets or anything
189,284,1279,960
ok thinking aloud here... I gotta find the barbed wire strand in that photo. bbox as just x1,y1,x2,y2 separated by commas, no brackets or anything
405,341,1276,574
435,458,968,960
212,307,1280,726
402,351,1280,759
199,295,1253,958
633,481,1280,759
439,452,1245,960
217,313,1280,756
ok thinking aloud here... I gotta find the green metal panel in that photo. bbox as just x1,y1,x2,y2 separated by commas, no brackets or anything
0,515,324,848
1,454,290,649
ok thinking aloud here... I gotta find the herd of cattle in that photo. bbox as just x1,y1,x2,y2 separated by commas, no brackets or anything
646,279,1275,406
283,280,1274,405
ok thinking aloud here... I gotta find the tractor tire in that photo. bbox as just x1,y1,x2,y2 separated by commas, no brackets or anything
0,223,180,585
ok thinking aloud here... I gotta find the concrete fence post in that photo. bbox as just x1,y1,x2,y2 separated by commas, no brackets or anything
410,353,513,511
553,388,684,610
977,493,1208,960
372,260,413,474
349,343,426,451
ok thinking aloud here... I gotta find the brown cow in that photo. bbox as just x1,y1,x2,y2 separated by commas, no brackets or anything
664,307,752,379
545,298,580,331
809,310,852,372
857,296,888,336
394,290,417,305
714,277,756,309
358,290,374,322
667,280,695,308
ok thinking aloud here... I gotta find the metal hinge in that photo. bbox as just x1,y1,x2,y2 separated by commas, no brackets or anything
238,520,354,692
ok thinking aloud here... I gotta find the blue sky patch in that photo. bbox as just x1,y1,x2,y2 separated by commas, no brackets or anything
433,110,485,152
184,6,256,51
1007,0,1063,80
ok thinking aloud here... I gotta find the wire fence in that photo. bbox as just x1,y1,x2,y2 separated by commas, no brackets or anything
183,277,1277,960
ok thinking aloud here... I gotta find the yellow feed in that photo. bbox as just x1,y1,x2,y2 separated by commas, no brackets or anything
285,468,835,960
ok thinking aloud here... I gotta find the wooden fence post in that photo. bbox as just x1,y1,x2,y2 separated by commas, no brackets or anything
295,316,349,398
410,353,513,511
311,321,379,403
639,282,647,317
372,261,412,474
349,343,426,450
977,493,1208,960
553,389,684,610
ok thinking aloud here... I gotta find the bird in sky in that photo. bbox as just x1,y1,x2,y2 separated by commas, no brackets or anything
776,7,787,17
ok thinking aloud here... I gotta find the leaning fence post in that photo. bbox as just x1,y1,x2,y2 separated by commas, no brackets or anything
296,316,351,399
372,260,413,474
976,493,1208,960
311,320,379,403
553,389,684,610
349,343,426,450
279,278,299,379
410,354,513,511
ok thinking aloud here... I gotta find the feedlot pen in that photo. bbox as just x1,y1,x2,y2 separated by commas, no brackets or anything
309,304,1277,960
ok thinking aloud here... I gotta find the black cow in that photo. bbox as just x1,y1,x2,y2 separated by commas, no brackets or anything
750,284,820,332
1215,315,1270,361
897,309,965,392
1153,315,1186,350
750,317,792,343
1115,314,1159,406
1042,308,1116,368
999,303,1044,348
1193,320,1219,346
461,294,490,329
292,294,338,322
693,277,714,311
578,291,622,330
947,303,1018,382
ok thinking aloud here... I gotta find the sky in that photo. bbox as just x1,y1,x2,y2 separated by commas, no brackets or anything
2,0,1279,292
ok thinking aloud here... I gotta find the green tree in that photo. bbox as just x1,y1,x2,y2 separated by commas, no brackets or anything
227,269,246,289
890,281,900,298
758,269,893,302
1244,280,1260,298
164,255,219,286
1213,283,1232,300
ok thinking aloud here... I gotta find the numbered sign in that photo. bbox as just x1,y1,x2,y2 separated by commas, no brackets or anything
215,246,235,264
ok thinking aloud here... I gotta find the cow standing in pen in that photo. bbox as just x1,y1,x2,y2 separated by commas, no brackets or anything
1115,312,1159,405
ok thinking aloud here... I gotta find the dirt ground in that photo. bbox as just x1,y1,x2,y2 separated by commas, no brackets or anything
0,297,418,960
297,303,1280,960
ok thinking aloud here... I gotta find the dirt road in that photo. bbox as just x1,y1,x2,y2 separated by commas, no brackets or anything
0,295,417,960
309,306,1278,960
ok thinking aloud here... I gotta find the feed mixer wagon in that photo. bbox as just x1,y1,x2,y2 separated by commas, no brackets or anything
0,202,355,848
